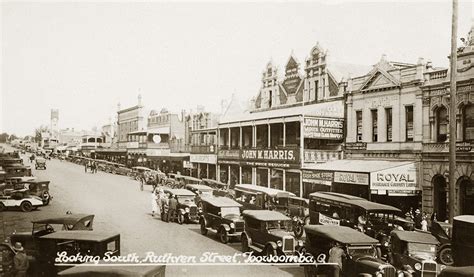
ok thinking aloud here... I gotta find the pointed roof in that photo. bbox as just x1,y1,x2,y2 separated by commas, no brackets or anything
285,55,299,70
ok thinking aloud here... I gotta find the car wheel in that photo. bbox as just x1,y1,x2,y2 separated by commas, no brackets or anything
241,235,250,253
0,202,5,212
438,246,454,266
20,201,33,212
265,245,277,258
177,212,184,225
200,220,208,235
219,228,229,244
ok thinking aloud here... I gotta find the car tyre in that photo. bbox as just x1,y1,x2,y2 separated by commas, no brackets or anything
20,201,33,212
241,235,250,253
200,220,208,235
438,246,454,266
219,228,229,244
0,202,5,212
265,245,277,258
177,212,184,225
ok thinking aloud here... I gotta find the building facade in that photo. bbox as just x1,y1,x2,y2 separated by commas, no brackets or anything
421,25,474,221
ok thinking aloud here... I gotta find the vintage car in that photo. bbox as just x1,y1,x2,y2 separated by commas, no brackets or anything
303,225,399,277
105,162,132,176
309,192,402,238
2,179,51,205
199,197,244,244
427,221,453,266
35,158,47,170
10,214,95,257
201,178,231,197
241,210,304,257
0,189,44,212
163,188,199,224
390,230,442,276
452,215,474,267
286,196,310,238
165,174,201,188
2,164,32,178
58,264,166,277
0,157,23,167
234,184,296,211
34,230,120,276
439,266,474,277
185,183,214,207
131,166,153,180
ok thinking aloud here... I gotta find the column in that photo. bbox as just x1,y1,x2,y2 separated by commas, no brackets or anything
239,166,242,184
268,123,271,147
300,119,304,167
197,163,201,178
430,117,436,142
228,165,231,185
299,171,303,198
228,128,231,148
253,125,257,147
239,126,243,148
267,168,271,188
283,170,286,191
456,115,462,142
217,164,220,182
283,122,286,147
252,167,257,185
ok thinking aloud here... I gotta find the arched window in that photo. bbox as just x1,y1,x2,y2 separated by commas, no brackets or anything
463,104,474,142
436,106,448,142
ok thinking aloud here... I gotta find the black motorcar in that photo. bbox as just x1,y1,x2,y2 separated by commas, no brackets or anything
199,197,244,244
163,188,199,224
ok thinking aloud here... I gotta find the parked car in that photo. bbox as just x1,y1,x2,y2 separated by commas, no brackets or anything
309,192,402,238
162,188,199,224
286,196,310,238
106,162,132,176
131,166,153,180
303,225,398,277
2,179,51,205
35,158,47,170
240,210,304,257
199,197,244,244
2,164,32,178
10,214,95,257
233,184,296,211
439,266,474,277
201,178,231,197
390,230,442,276
58,264,166,277
185,183,214,207
166,175,201,188
0,189,44,212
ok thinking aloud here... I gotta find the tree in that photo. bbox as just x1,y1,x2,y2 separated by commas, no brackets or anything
35,125,49,143
0,133,8,143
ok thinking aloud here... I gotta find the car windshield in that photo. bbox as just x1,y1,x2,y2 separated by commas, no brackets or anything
201,191,213,197
408,243,437,259
266,220,290,230
347,246,377,257
177,196,195,203
220,207,240,217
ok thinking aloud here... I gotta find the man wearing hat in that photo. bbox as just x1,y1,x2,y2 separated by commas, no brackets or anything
13,242,29,277
414,209,423,229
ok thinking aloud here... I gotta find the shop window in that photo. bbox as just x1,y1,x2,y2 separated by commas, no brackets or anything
241,166,252,184
256,125,269,148
270,123,283,147
406,106,414,142
437,106,448,142
242,126,253,148
219,165,228,184
371,110,378,142
270,169,283,190
356,111,363,142
285,171,300,196
386,108,393,142
285,122,300,147
257,168,268,187
463,105,474,142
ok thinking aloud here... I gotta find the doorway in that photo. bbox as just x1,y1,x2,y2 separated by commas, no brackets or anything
433,175,448,221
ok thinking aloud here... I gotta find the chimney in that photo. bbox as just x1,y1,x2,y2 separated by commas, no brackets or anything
138,94,142,106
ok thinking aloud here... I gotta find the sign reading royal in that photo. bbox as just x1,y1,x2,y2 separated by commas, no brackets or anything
304,117,344,140
370,163,417,191
334,171,369,186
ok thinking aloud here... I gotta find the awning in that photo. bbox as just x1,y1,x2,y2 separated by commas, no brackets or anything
147,127,170,134
303,160,414,173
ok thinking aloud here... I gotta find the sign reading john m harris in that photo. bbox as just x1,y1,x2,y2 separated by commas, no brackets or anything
240,148,300,164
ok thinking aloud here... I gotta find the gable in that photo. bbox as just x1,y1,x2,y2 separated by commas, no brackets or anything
360,69,400,92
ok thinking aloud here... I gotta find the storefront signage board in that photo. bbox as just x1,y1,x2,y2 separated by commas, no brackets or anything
370,163,417,191
334,171,369,186
304,117,344,140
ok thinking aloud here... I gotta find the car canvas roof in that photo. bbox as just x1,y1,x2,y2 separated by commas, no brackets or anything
304,225,379,245
242,210,290,221
165,188,196,196
180,176,202,182
186,184,213,191
203,197,242,207
309,192,400,213
132,166,152,171
202,179,228,187
33,214,94,225
391,231,439,244
40,230,118,242
235,184,296,197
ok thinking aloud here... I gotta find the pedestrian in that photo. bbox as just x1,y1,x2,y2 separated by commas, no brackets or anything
1,241,14,277
84,161,88,173
414,209,423,229
328,241,345,274
168,195,178,222
13,242,29,277
421,214,428,232
161,193,170,221
151,189,159,217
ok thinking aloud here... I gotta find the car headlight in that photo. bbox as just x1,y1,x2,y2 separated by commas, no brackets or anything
397,271,404,277
277,240,282,247
297,240,304,247
185,207,190,213
414,263,422,271
375,271,383,277
230,223,235,229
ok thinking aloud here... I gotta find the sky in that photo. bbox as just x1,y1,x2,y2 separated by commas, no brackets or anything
1,0,473,137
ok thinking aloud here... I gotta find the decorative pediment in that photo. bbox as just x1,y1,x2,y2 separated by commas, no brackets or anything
360,68,400,92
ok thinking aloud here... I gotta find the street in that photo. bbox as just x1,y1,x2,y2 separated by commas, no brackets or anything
1,146,303,277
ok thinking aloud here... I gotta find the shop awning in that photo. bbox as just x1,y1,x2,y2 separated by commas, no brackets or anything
303,160,414,173
147,127,170,134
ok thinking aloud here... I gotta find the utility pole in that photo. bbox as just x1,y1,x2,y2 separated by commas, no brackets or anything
448,0,458,224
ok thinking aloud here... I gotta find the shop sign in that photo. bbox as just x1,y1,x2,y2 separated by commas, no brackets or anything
319,213,340,226
240,161,298,169
146,149,170,157
183,161,194,169
334,171,369,185
302,170,334,183
304,117,344,140
345,142,367,151
240,148,299,164
190,154,217,164
217,149,240,159
370,163,417,191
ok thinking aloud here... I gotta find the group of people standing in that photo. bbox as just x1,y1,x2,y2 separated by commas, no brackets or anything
1,240,29,277
150,188,178,222
84,160,98,173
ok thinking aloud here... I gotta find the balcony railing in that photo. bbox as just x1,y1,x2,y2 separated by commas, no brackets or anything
191,145,216,154
303,149,342,163
170,142,190,153
428,69,448,80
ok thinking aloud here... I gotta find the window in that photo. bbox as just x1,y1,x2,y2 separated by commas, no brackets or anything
406,106,414,141
463,105,474,142
371,110,378,142
386,108,393,142
314,80,319,102
356,111,363,142
437,107,448,142
268,90,273,108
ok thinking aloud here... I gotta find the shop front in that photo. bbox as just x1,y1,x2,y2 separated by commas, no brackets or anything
190,154,217,180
